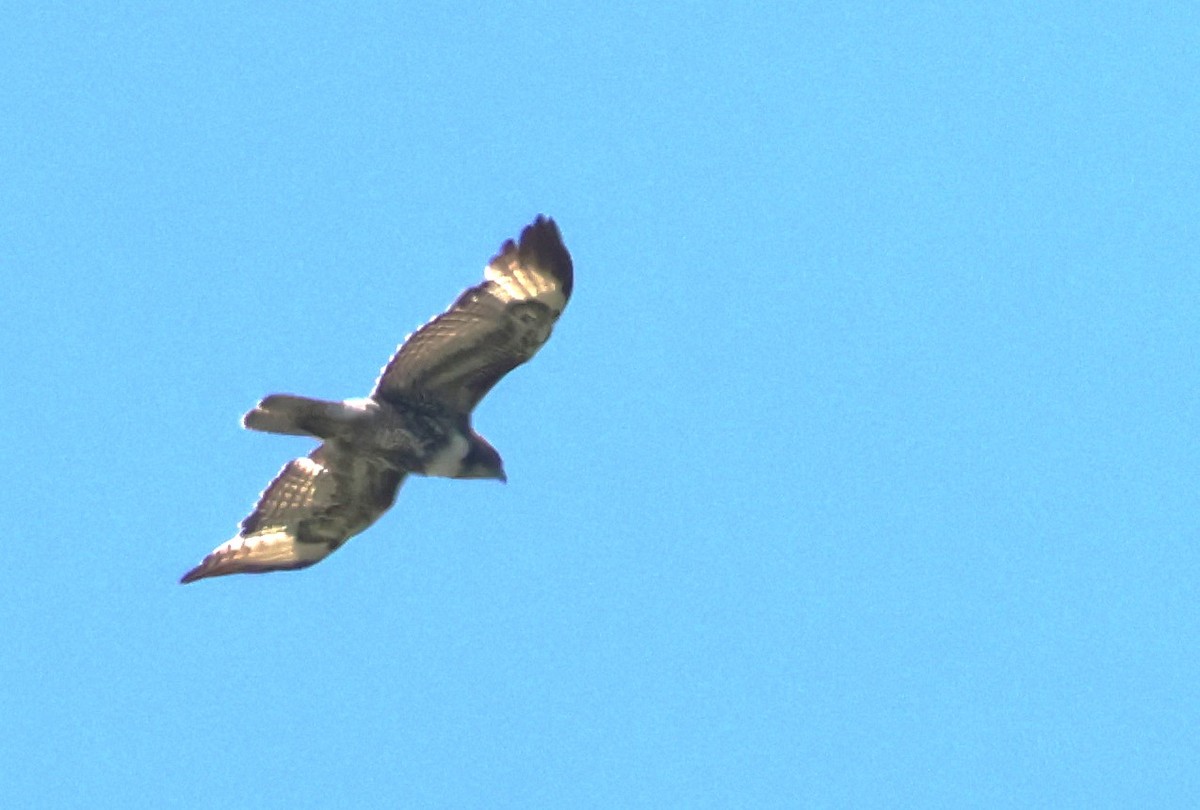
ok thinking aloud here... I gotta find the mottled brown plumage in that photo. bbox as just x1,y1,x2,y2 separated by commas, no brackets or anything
181,216,573,584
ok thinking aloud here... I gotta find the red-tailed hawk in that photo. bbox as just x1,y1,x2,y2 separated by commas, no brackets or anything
181,216,573,583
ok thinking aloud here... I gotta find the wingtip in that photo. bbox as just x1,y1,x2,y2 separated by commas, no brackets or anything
180,556,220,583
514,214,573,298
522,214,559,242
178,546,245,584
179,567,203,585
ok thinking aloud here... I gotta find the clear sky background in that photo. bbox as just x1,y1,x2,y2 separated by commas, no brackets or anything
2,3,1197,807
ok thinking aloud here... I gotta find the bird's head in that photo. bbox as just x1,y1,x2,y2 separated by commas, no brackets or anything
459,433,507,483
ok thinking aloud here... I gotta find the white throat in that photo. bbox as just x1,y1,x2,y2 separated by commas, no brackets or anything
423,431,470,477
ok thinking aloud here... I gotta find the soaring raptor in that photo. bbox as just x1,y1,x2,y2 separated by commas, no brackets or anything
181,216,573,583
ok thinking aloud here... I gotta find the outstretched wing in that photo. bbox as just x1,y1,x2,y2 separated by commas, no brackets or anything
181,443,405,583
372,215,573,414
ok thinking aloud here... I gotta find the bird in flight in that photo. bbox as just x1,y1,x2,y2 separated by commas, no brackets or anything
181,216,573,583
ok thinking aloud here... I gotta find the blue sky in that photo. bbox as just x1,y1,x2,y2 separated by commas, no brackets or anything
2,3,1197,806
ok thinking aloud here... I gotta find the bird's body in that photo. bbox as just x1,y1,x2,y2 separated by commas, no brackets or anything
243,394,481,475
181,215,572,583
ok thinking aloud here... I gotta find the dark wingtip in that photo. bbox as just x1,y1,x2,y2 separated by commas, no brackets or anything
179,556,321,584
179,557,226,584
516,215,574,299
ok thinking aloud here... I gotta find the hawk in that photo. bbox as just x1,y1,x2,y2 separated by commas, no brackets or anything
181,215,573,583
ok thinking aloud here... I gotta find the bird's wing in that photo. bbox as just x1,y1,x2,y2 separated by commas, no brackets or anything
371,215,573,414
181,443,405,583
